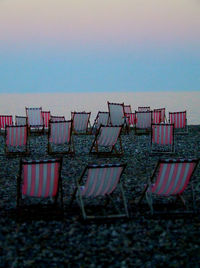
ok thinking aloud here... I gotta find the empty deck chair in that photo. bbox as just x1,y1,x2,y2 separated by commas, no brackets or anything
135,111,152,134
152,110,162,124
151,124,175,154
17,158,63,219
92,111,109,133
89,125,123,156
71,112,91,134
0,115,13,133
70,163,129,220
124,105,132,114
15,116,27,126
154,108,166,123
25,107,44,134
5,125,29,156
50,115,65,122
169,111,188,134
42,111,51,131
138,106,151,112
107,102,125,126
138,158,199,214
48,120,74,155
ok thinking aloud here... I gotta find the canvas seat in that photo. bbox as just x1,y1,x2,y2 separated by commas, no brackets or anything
0,115,13,133
92,111,109,133
70,163,129,220
150,123,175,154
169,111,188,134
48,120,74,155
138,158,199,214
135,111,152,134
107,102,125,126
15,116,27,126
17,158,63,219
42,111,51,131
89,125,123,156
154,108,166,123
25,107,44,134
5,125,29,156
71,112,91,134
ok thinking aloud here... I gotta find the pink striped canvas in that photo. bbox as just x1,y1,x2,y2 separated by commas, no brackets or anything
26,107,44,127
154,108,166,123
138,106,151,112
169,111,187,129
152,110,162,124
6,125,27,147
72,112,91,133
135,111,152,129
125,113,136,126
15,116,27,126
124,105,132,114
108,102,125,126
0,115,13,130
152,124,173,145
42,111,51,128
97,126,121,147
49,121,71,145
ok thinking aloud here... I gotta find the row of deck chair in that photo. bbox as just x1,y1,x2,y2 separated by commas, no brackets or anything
16,157,199,220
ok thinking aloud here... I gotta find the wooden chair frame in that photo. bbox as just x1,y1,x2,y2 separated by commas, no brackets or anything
71,112,91,135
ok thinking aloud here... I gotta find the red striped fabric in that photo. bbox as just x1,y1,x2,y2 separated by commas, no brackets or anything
152,124,173,145
97,126,121,147
0,115,13,129
152,110,161,124
42,111,51,128
108,103,125,126
169,111,186,129
26,107,44,127
125,113,136,125
49,121,71,144
73,113,90,132
6,126,27,146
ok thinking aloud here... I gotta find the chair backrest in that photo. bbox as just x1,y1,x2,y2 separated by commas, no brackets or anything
125,112,136,126
97,126,122,147
80,164,126,197
151,124,174,145
72,112,91,133
154,108,166,123
15,116,27,126
20,158,62,198
152,110,162,124
6,125,28,147
135,111,152,129
169,111,187,129
107,102,125,126
50,115,65,122
150,159,199,195
138,106,151,112
25,107,44,127
42,111,51,128
95,112,109,129
49,120,72,145
124,105,132,114
0,115,13,130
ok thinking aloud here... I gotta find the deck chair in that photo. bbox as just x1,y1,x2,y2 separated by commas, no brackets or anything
70,163,129,220
5,125,29,156
138,158,199,214
92,111,109,134
25,107,44,134
154,108,166,123
89,125,123,156
135,111,152,134
48,120,74,155
71,112,91,134
15,116,27,126
152,110,162,124
17,158,63,219
151,124,175,154
169,111,188,134
42,111,51,131
0,115,13,133
107,102,125,126
50,115,65,122
138,106,151,112
124,105,132,114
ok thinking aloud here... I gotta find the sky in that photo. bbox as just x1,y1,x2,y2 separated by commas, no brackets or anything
0,0,200,93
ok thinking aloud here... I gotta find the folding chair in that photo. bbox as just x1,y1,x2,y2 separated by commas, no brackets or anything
125,113,136,127
42,111,51,132
50,115,65,122
124,105,132,114
152,110,162,124
5,125,29,156
71,112,91,134
138,106,151,112
135,111,152,134
154,108,166,123
151,123,175,154
138,158,199,215
48,120,74,155
89,125,123,156
15,116,27,126
107,102,125,126
70,163,129,220
17,158,63,219
169,111,188,134
25,107,44,134
92,111,109,134
0,115,13,133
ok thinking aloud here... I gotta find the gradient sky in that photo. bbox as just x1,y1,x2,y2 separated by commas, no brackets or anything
0,0,200,93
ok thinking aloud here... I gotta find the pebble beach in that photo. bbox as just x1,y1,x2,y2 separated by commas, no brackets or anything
0,125,200,267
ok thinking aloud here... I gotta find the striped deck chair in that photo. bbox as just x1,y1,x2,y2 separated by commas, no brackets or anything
124,105,132,114
138,158,199,214
17,158,63,219
135,111,152,134
151,124,175,154
152,110,162,124
138,106,151,112
50,115,65,122
71,112,91,134
15,116,27,126
48,120,74,155
154,108,166,123
0,115,13,133
25,107,44,134
42,111,51,131
92,111,109,134
70,163,129,220
169,111,188,134
89,125,123,156
107,102,125,126
5,125,29,156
